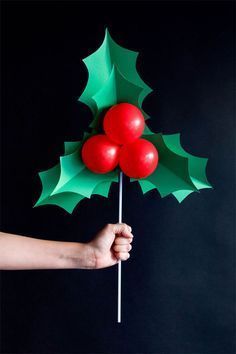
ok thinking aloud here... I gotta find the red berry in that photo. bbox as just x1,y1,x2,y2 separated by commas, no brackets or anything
82,135,120,174
103,103,145,145
119,139,158,178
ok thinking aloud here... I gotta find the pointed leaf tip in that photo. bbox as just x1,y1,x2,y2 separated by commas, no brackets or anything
105,27,110,37
34,141,118,213
137,133,212,202
78,29,152,123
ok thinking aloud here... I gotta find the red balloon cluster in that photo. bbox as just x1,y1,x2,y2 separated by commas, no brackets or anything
82,103,159,178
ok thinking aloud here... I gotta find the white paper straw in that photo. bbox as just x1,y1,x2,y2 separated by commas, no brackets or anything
117,171,123,323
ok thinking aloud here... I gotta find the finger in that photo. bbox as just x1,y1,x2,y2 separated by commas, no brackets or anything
114,236,133,245
114,252,130,261
112,223,133,238
113,244,132,253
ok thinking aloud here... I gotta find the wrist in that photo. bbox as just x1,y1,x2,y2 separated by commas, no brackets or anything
58,242,96,270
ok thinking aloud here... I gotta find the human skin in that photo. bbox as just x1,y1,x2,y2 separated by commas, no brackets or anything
0,223,133,270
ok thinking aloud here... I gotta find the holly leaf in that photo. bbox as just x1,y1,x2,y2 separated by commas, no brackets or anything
78,28,152,116
92,66,143,112
34,142,118,214
64,141,82,155
34,164,86,214
133,133,212,202
161,134,212,202
89,66,143,131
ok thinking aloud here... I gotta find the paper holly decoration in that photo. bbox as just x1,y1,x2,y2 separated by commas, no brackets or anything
34,28,212,213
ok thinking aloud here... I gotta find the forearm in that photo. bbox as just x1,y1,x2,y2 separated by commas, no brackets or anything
0,232,96,270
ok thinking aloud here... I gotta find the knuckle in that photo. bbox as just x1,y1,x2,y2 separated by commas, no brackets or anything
107,223,114,231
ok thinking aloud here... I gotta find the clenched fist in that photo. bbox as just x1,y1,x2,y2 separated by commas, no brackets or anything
87,223,133,269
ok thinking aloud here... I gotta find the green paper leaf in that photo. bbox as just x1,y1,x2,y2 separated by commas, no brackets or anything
53,149,84,194
143,124,153,135
34,164,85,214
162,134,212,189
89,66,143,130
171,190,194,203
34,143,118,214
64,141,81,155
93,181,113,198
138,179,156,194
92,66,143,112
52,166,117,199
78,28,152,116
131,133,212,202
145,133,197,197
162,134,212,202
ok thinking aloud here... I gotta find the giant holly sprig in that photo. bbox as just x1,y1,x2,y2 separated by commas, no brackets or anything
34,29,212,213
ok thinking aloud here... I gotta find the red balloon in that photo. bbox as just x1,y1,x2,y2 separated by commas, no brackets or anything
82,135,120,174
119,139,158,178
103,103,145,145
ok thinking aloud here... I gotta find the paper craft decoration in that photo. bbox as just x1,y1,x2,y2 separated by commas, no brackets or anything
34,29,212,322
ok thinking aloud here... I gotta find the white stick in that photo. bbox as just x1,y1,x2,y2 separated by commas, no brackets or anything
117,170,123,323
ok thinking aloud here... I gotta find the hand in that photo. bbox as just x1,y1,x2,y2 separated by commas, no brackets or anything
87,223,133,269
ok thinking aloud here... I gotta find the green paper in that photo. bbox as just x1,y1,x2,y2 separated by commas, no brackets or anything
144,133,197,196
93,66,143,112
34,164,85,213
64,141,81,155
90,66,144,130
79,28,152,118
131,133,212,202
163,134,212,202
162,134,211,188
138,179,156,194
34,143,118,214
